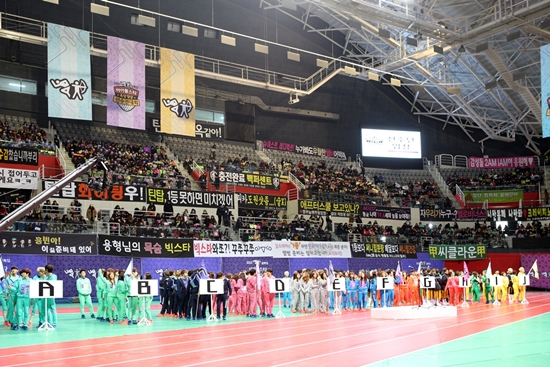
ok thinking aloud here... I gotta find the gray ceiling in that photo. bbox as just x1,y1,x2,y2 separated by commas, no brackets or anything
259,0,550,154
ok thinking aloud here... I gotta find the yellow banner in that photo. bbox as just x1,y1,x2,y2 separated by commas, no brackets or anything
160,48,195,136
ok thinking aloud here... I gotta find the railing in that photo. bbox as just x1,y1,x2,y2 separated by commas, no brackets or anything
436,153,540,168
288,172,306,190
434,154,469,168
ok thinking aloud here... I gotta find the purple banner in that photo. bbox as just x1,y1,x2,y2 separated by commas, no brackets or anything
521,254,550,290
222,257,288,278
1,254,47,281
107,36,145,130
468,156,535,169
288,258,348,274
51,255,139,298
348,253,443,273
263,140,346,161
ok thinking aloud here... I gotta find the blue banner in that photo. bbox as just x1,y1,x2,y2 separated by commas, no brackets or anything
542,44,550,138
47,23,92,121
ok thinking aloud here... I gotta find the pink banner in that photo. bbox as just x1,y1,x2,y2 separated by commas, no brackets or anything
107,37,145,130
468,156,535,169
263,140,346,160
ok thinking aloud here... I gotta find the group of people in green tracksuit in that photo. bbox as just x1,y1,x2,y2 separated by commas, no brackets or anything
92,267,153,325
1,264,58,331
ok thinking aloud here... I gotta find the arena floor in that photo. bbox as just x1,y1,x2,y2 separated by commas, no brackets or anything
2,292,550,366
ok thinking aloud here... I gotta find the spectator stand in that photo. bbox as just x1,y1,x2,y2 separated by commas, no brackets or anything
365,167,448,210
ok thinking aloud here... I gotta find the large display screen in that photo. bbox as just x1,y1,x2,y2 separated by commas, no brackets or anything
361,129,421,159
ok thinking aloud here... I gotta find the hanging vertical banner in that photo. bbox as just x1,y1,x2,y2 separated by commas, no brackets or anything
47,23,92,121
542,44,550,138
160,48,195,136
107,37,145,130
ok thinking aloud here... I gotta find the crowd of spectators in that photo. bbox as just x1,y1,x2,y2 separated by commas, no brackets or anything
397,220,508,247
384,179,447,209
64,139,190,189
515,220,550,238
284,160,387,204
235,211,333,241
445,167,544,195
0,121,55,153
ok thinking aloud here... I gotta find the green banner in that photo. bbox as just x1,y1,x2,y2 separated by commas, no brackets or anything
464,190,523,203
428,244,487,260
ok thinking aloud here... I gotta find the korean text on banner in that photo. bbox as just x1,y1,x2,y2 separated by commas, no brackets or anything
47,23,92,120
541,44,550,138
107,37,145,130
160,48,195,137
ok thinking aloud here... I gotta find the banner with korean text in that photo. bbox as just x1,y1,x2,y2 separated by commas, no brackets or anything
298,200,360,217
350,243,417,259
362,205,411,221
98,235,193,258
194,241,274,257
420,208,487,222
468,156,535,169
271,241,351,258
237,193,287,210
263,140,347,160
43,180,146,202
107,37,145,130
160,48,195,136
428,244,487,260
464,190,523,204
0,147,38,165
210,170,281,190
541,44,550,138
0,168,39,189
47,23,92,120
0,233,95,255
147,188,234,208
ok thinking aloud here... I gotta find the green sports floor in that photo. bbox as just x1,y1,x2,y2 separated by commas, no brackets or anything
1,293,550,366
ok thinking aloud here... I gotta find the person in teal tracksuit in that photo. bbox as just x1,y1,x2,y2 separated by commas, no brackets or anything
96,269,108,322
104,270,118,324
126,268,141,325
145,272,155,322
0,275,8,326
45,264,58,327
30,267,47,328
14,268,31,331
115,273,129,324
5,266,20,327
76,269,95,319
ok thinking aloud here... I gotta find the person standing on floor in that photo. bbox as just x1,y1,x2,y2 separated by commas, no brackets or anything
299,271,311,313
262,269,275,318
310,271,321,315
13,268,31,331
282,270,291,308
116,273,129,324
127,268,141,324
76,269,95,319
96,269,108,322
44,264,58,328
216,272,232,320
290,271,301,313
247,268,259,318
319,270,329,314
142,272,154,323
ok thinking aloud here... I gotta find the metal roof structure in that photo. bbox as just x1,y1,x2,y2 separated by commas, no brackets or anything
259,0,550,154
